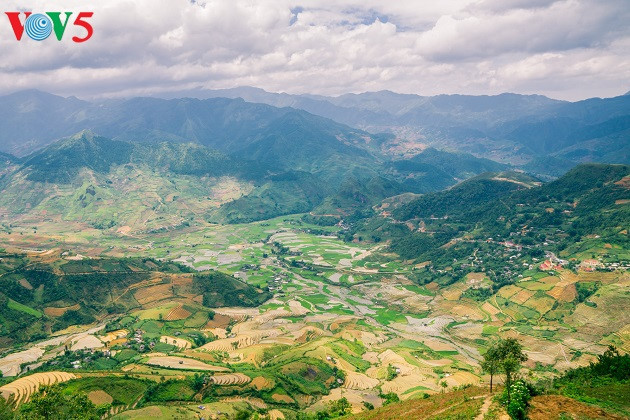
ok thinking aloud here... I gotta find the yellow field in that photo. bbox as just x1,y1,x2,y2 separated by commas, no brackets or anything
210,373,251,385
160,336,192,349
44,304,81,317
145,356,229,372
0,372,76,404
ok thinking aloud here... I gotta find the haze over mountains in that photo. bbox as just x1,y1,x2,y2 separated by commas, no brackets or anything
160,86,630,165
0,87,627,227
1,88,629,170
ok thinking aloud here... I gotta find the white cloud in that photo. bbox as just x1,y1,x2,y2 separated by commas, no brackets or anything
0,0,627,100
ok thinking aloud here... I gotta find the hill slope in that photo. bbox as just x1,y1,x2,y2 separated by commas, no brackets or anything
0,251,270,348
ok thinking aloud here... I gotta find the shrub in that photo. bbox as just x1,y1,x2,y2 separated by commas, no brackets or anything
501,380,531,420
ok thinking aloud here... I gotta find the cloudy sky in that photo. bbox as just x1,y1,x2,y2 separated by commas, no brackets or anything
0,0,628,100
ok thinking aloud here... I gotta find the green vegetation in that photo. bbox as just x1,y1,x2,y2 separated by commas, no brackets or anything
553,346,630,416
194,271,272,307
8,386,100,419
60,377,149,407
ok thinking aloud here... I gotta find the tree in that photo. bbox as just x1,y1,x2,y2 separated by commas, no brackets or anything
495,338,527,406
481,344,501,393
190,373,206,392
440,380,448,393
328,397,351,417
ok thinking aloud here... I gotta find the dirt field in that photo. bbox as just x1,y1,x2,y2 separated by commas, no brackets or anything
44,304,81,317
134,284,174,305
250,376,273,390
204,314,232,329
272,393,295,404
528,395,626,420
88,390,114,405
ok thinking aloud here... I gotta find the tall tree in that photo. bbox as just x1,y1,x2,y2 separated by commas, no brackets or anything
481,343,501,392
495,338,528,406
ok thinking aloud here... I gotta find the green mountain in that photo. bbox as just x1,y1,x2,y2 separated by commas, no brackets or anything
392,171,540,221
384,148,508,193
209,171,331,224
0,131,517,228
350,164,629,265
21,133,135,184
313,175,406,217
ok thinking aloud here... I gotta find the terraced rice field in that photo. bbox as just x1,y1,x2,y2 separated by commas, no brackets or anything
164,305,191,321
101,329,129,343
145,356,229,371
0,372,76,404
160,336,192,349
209,373,251,385
344,371,380,390
200,329,280,352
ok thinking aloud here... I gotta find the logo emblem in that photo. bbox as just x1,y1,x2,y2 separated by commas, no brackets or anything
24,14,52,41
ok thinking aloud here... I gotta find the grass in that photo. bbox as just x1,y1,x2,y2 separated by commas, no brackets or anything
61,377,149,406
8,299,42,317
302,294,330,306
398,340,431,350
145,380,195,402
402,284,436,296
519,281,554,291
563,380,630,415
402,385,430,395
349,386,487,420
482,325,499,336
373,308,408,326
330,344,371,372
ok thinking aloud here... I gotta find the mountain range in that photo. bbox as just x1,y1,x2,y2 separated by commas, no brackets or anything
0,88,627,228
159,86,630,165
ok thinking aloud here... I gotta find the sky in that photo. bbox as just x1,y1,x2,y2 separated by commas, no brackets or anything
0,0,628,101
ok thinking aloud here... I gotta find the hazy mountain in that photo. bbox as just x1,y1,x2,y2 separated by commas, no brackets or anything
2,88,626,175
159,87,630,166
0,90,88,156
0,92,374,167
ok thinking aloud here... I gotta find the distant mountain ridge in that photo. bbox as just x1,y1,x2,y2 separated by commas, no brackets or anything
1,88,628,171
158,86,630,166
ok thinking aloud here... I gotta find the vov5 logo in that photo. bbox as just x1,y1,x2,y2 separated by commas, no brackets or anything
5,11,93,42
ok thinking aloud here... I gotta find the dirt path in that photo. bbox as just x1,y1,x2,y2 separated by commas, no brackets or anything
474,395,493,420
428,394,487,419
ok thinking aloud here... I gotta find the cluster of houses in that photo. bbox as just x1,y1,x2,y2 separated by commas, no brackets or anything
267,274,290,292
118,329,155,352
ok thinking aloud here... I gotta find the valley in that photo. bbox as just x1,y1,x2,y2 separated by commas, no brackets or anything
1,191,628,417
0,92,627,419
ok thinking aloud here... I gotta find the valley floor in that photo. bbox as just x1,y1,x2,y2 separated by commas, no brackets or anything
0,215,628,417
